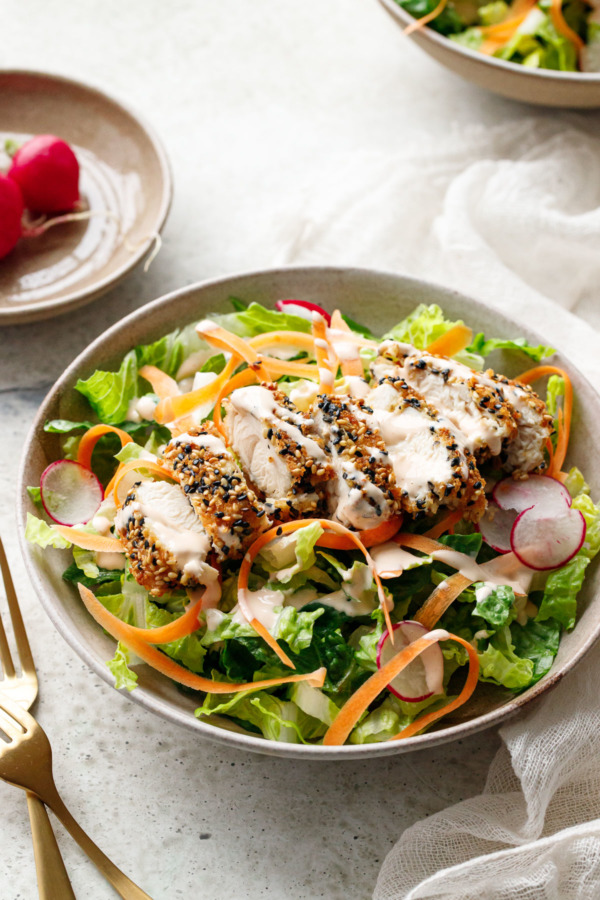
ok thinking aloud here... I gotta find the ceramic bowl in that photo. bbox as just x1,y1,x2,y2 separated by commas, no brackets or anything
0,70,172,324
17,267,600,759
377,0,600,108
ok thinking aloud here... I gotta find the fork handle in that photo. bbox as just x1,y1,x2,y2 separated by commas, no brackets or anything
26,791,76,900
38,785,152,900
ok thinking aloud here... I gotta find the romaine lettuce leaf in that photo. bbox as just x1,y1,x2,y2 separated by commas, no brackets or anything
383,303,463,349
472,583,516,628
75,350,138,425
478,626,534,690
145,602,206,673
468,333,554,362
511,617,561,683
273,605,324,653
212,301,312,338
195,690,325,743
288,681,339,727
25,513,71,549
106,643,138,691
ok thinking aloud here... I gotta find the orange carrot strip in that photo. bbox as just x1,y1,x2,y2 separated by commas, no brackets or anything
257,357,320,380
54,527,124,553
414,573,473,630
101,592,204,644
312,314,335,394
248,331,316,356
394,532,448,556
426,323,473,358
213,368,260,438
154,355,239,424
112,458,177,506
317,515,403,550
138,365,179,400
196,322,261,366
77,583,326,694
77,425,133,471
516,365,573,476
323,629,479,745
240,519,394,649
480,0,536,36
197,323,319,382
550,0,584,51
388,634,479,741
424,509,464,540
329,310,364,378
404,0,448,35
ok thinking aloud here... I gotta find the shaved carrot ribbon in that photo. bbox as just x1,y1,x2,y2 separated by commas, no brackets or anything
54,527,124,553
155,355,240,425
479,0,536,38
212,367,259,438
415,573,473,630
111,458,177,506
550,0,584,51
77,425,133,471
516,365,573,477
248,331,316,356
323,629,479,745
426,323,473,358
138,365,179,400
312,313,335,394
77,583,326,695
424,509,463,540
329,310,364,378
404,0,448,35
317,515,403,550
240,519,394,654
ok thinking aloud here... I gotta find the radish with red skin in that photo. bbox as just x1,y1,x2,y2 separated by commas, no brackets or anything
510,506,586,571
0,173,23,259
493,474,571,516
275,298,331,325
40,460,104,526
376,621,444,701
476,501,519,554
8,134,79,214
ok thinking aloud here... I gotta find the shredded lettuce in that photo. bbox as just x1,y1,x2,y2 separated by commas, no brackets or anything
195,689,325,743
478,626,535,690
107,643,138,691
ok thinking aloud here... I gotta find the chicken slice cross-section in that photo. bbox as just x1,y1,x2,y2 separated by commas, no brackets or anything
223,383,335,519
313,393,401,531
372,342,518,461
163,423,272,561
115,479,216,597
365,377,486,521
488,373,553,475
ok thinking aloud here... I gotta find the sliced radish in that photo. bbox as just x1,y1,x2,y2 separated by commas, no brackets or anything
275,298,331,325
510,506,586,571
376,621,444,702
40,460,104,526
476,501,518,554
493,475,571,516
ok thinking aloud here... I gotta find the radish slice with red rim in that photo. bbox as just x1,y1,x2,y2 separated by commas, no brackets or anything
476,501,518,554
376,621,444,702
493,474,571,516
40,460,104,526
510,506,586,571
275,298,331,325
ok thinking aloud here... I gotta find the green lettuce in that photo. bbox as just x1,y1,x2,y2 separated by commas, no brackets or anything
212,300,312,338
472,583,516,628
261,522,324,583
478,626,535,690
75,350,138,425
395,0,465,34
106,643,138,691
25,513,71,550
511,617,561,683
145,602,206,673
273,606,325,653
383,304,463,349
468,333,555,362
195,690,325,743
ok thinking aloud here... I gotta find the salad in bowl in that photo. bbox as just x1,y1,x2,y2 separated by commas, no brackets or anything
24,291,600,748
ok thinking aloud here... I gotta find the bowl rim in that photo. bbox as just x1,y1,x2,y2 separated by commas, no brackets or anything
16,264,600,758
0,67,173,323
377,0,600,83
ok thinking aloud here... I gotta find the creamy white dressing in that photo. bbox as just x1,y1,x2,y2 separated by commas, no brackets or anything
188,371,218,423
431,548,528,596
174,431,230,457
474,582,496,605
344,376,370,399
126,395,158,423
196,319,219,334
370,542,430,577
319,368,335,388
175,347,214,381
289,380,319,412
91,514,113,535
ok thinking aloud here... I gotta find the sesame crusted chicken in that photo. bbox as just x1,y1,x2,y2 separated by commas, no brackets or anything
313,394,402,531
365,377,486,521
162,423,272,562
222,383,335,520
488,373,553,476
372,342,518,462
114,480,216,597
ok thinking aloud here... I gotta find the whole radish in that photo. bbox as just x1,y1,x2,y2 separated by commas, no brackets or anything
8,134,79,214
0,173,23,259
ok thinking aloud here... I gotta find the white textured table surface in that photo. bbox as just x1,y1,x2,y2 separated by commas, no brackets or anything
1,1,588,898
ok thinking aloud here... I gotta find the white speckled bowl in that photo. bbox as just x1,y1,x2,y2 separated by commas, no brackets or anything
377,0,600,108
17,267,600,759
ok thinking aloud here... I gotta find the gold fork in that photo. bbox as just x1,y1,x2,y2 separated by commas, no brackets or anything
0,537,76,899
0,679,153,899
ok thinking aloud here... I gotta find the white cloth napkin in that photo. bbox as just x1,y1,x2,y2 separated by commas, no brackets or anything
278,113,600,900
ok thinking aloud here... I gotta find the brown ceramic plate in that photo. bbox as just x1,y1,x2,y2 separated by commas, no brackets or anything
377,0,600,108
16,267,600,759
0,70,172,325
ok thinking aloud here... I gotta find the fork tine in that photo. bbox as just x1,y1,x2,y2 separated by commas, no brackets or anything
0,538,35,677
0,697,26,740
